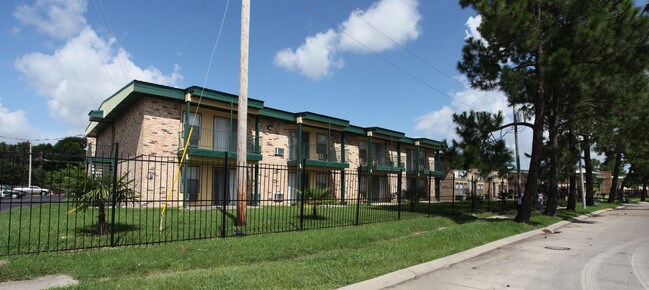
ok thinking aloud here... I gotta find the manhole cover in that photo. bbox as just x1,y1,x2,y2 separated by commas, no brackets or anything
545,246,571,251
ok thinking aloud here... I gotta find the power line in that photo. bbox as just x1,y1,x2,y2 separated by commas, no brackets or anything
96,0,133,82
294,0,480,111
56,50,101,107
191,0,231,126
17,63,88,126
333,0,505,104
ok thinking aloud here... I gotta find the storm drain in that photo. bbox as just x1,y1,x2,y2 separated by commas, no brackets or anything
545,246,571,251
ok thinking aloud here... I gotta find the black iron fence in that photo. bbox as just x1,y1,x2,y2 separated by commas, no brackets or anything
0,146,513,256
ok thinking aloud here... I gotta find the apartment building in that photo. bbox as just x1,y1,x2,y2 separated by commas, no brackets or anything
85,80,445,206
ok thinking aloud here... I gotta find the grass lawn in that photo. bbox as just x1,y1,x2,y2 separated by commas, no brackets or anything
0,201,622,289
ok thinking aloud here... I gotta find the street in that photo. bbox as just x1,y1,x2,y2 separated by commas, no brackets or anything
392,203,649,290
0,195,66,212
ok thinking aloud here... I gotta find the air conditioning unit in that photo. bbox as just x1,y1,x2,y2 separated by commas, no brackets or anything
273,192,284,202
274,147,285,156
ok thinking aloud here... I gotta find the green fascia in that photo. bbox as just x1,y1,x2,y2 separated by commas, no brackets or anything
344,125,365,135
85,80,184,136
88,110,104,122
259,107,296,122
296,112,349,127
364,127,405,139
413,138,443,148
360,165,404,173
86,157,113,164
287,160,350,169
400,137,416,145
185,86,264,109
186,148,262,161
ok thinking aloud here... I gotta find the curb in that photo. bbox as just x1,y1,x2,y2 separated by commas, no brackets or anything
0,275,78,290
339,206,622,290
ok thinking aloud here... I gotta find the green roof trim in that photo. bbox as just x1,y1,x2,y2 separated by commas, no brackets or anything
344,125,365,135
185,86,264,109
85,80,185,136
365,127,405,139
296,112,349,127
414,138,443,148
259,107,296,122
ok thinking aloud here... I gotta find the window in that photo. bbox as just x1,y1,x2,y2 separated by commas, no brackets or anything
359,141,367,165
477,184,484,196
316,173,328,188
373,143,386,165
317,134,328,161
182,112,201,147
407,149,417,171
288,131,309,160
184,166,200,201
214,117,236,151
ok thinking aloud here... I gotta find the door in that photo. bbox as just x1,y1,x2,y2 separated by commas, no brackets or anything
214,117,236,151
212,168,237,205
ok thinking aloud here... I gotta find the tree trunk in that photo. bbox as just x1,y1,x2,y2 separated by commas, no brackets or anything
619,176,628,202
545,91,559,216
97,203,107,236
583,137,595,206
516,92,545,222
608,151,622,203
567,174,577,210
642,183,647,201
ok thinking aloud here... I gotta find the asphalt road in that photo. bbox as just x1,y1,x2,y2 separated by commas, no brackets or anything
0,195,66,212
392,202,649,290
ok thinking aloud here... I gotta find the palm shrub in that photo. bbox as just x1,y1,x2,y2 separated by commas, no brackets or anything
302,186,332,219
68,173,137,235
401,187,426,211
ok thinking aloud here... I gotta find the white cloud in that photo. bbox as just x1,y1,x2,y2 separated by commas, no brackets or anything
14,0,87,40
0,100,39,141
14,2,182,135
274,30,343,80
338,0,421,53
274,0,422,79
414,106,457,141
464,15,487,46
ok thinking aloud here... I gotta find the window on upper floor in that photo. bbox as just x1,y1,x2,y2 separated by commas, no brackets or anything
359,141,367,165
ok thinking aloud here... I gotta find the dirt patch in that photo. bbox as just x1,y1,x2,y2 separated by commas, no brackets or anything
0,260,7,268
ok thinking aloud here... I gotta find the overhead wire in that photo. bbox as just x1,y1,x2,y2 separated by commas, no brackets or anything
96,0,133,82
332,0,505,104
56,50,101,107
293,0,481,111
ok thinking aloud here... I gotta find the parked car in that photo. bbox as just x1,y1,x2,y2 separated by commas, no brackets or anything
13,186,50,196
1,185,24,199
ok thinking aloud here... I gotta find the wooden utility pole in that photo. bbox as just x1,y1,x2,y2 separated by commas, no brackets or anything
236,0,250,226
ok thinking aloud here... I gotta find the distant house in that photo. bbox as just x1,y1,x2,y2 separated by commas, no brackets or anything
84,80,446,206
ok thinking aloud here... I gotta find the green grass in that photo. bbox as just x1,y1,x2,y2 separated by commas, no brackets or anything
0,200,622,289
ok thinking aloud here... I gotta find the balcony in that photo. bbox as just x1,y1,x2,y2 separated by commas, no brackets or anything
360,153,403,172
178,128,262,160
287,143,349,168
419,160,444,176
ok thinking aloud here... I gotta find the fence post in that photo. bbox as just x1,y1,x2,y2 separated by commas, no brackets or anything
222,154,229,238
451,172,455,215
397,170,402,220
110,143,119,247
428,172,432,218
299,159,306,231
355,167,361,226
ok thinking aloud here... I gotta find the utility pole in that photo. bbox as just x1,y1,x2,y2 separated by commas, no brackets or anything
236,0,251,226
513,106,522,197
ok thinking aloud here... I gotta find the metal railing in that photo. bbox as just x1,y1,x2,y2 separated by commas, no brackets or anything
288,144,347,163
178,128,261,154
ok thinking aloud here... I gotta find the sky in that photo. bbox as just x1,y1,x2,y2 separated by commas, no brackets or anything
0,0,539,167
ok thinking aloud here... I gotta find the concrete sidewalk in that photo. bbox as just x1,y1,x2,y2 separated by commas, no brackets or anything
339,206,623,290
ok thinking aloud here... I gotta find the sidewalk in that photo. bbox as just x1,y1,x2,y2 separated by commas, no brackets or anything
339,206,623,290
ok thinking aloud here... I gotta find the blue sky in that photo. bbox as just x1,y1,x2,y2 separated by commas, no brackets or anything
0,0,534,164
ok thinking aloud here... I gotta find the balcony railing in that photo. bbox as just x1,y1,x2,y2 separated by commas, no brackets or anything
360,153,401,168
179,128,261,154
419,160,443,172
288,144,347,163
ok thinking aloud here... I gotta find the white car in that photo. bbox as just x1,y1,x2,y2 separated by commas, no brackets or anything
13,186,50,196
1,185,24,199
